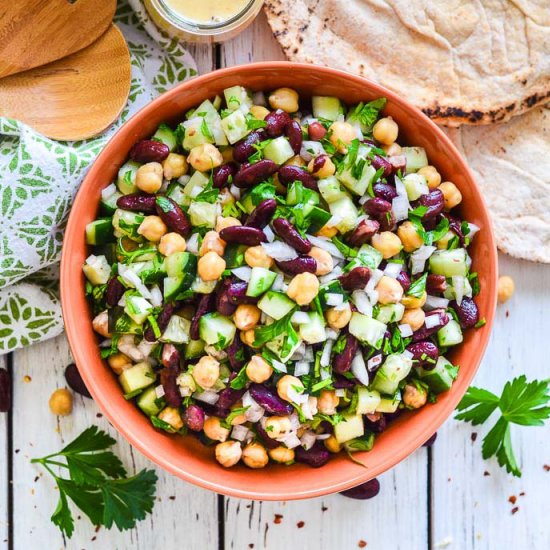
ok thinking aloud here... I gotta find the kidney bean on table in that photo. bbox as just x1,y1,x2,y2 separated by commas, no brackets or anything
277,165,318,191
415,189,445,221
116,193,157,213
272,218,312,254
406,341,439,368
234,160,278,188
184,404,205,432
190,293,216,340
226,281,258,305
295,442,330,468
212,162,238,188
346,219,380,246
160,364,182,408
451,297,479,329
245,198,277,229
129,139,170,163
64,364,92,399
426,274,447,294
0,368,11,412
333,333,359,374
373,182,398,202
411,309,449,342
155,196,191,237
396,270,411,293
265,110,292,137
219,225,267,246
308,121,327,141
226,334,247,371
144,302,177,342
339,267,371,291
249,383,293,415
233,130,267,163
105,276,126,307
340,478,380,500
285,119,303,154
216,279,238,316
276,255,317,275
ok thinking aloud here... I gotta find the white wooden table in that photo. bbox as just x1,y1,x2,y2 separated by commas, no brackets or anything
2,14,549,550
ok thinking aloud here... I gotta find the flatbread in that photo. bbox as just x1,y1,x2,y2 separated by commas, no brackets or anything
265,0,550,126
444,104,550,262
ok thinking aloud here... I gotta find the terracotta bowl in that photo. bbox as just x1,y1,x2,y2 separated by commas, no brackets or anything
61,62,497,500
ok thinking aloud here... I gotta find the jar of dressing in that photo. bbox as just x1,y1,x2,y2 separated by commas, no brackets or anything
144,0,264,43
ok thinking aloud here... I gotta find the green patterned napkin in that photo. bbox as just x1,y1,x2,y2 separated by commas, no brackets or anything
0,1,196,353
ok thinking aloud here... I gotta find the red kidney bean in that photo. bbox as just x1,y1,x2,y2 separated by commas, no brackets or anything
272,218,312,254
105,277,125,307
217,387,245,411
265,110,292,137
255,421,280,449
285,120,303,154
161,343,180,369
216,279,238,316
333,333,359,374
423,432,438,447
234,160,278,188
190,293,216,340
389,154,407,174
373,183,398,202
160,365,182,408
295,442,330,468
370,154,393,177
416,189,444,221
249,383,293,415
155,196,191,237
426,274,447,294
363,197,396,231
116,193,157,213
442,213,466,246
340,478,380,500
396,271,411,293
308,121,327,141
339,267,371,291
333,375,357,389
129,140,170,163
346,219,380,246
144,302,177,342
233,130,267,163
451,297,479,329
226,281,258,305
0,368,11,412
278,165,318,191
411,309,449,342
245,198,277,229
184,404,205,432
213,162,238,188
275,256,317,275
64,364,91,399
311,155,328,174
364,413,387,433
406,341,439,369
226,334,247,371
219,225,267,246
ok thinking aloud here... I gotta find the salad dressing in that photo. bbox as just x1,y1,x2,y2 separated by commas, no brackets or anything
163,0,250,24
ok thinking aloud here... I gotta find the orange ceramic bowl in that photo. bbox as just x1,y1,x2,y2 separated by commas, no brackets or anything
61,62,497,500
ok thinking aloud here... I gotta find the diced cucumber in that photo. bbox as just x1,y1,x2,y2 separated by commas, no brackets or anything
329,196,359,233
443,276,472,301
370,354,413,395
418,356,458,393
345,433,375,453
183,117,213,151
199,313,236,349
357,244,383,269
263,136,295,165
356,388,381,414
112,209,145,242
124,294,153,325
100,191,122,216
137,386,165,417
286,182,320,207
159,315,190,344
246,267,276,297
164,271,196,301
117,160,141,195
165,251,197,278
334,414,364,444
437,319,463,347
191,277,217,294
224,86,252,112
312,96,343,121
194,99,228,146
83,255,111,285
152,123,177,151
429,248,468,277
239,182,277,213
318,176,345,204
138,258,167,284
349,313,387,348
95,243,117,264
306,206,332,233
375,392,401,413
265,332,303,363
224,243,247,268
221,110,250,144
166,182,187,207
188,202,217,228
85,218,114,246
298,312,326,344
402,147,428,173
119,362,156,394
375,303,405,324
108,307,142,335
184,339,206,359
257,291,296,320
318,280,346,308
339,162,377,197
402,173,429,201
183,170,210,198
213,95,222,110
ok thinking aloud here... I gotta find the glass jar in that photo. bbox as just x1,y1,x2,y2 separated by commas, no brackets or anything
144,0,264,43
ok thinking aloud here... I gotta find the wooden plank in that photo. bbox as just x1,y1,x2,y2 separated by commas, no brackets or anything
0,355,9,547
431,255,550,549
187,43,216,74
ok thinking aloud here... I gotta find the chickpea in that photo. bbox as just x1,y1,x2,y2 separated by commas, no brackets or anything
250,105,270,120
200,230,225,257
215,441,242,467
401,308,425,332
268,87,299,113
246,355,273,383
439,181,462,210
188,144,223,172
192,355,220,389
229,401,247,425
308,246,334,276
397,221,423,252
401,291,427,309
198,251,226,281
92,310,111,338
215,216,241,233
373,116,399,145
376,276,404,305
203,416,230,442
284,155,306,167
135,162,163,194
158,406,184,430
324,435,342,453
417,165,441,189
308,155,336,178
162,153,188,180
234,304,261,331
49,388,73,416
286,272,319,306
317,390,339,415
328,121,356,153
498,275,515,304
326,303,352,330
244,245,273,268
383,142,402,156
269,446,295,464
107,352,131,375
158,232,186,256
403,384,427,409
242,442,269,469
240,329,258,348
436,230,455,250
277,375,304,403
316,225,338,238
264,416,293,439
371,231,403,259
138,215,167,242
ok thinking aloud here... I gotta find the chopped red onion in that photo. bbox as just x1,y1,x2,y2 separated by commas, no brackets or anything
229,184,241,199
300,141,326,161
300,431,317,451
101,183,117,200
155,385,165,398
352,290,373,316
425,295,450,310
410,245,436,275
325,328,340,340
287,386,308,404
325,293,344,307
261,241,298,261
279,432,302,449
232,266,252,282
294,361,311,377
319,265,343,283
392,195,410,222
351,351,370,387
193,390,220,405
365,269,384,291
384,262,403,278
402,350,414,360
186,233,199,254
150,285,163,308
306,235,345,259
398,323,413,337
320,340,334,368
367,354,383,371
271,273,285,292
291,311,311,325
231,425,250,442
366,289,379,305
452,275,465,306
334,389,346,397
263,224,275,243
425,314,442,329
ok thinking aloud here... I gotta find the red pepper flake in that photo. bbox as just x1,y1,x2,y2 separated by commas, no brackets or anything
543,464,550,472
519,492,525,497
96,412,103,418
322,505,328,512
358,541,367,548
508,495,517,505
511,507,519,515
471,432,478,442
483,471,490,476
248,545,254,549
274,514,283,524
91,536,97,541
297,521,305,528
505,310,509,318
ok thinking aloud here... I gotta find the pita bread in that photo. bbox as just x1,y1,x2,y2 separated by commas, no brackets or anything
445,104,550,262
265,0,550,126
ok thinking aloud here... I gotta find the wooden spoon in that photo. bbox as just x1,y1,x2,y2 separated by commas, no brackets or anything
0,25,131,141
0,0,117,78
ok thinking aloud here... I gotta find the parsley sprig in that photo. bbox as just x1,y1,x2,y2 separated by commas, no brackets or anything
455,376,550,476
31,426,157,538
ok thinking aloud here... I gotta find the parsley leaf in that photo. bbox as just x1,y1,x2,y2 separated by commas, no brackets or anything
351,98,387,130
406,273,427,298
253,309,297,347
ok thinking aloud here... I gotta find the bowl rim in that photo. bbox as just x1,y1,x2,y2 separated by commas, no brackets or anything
61,61,497,500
